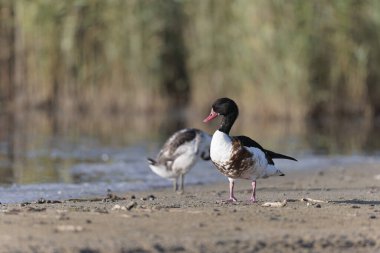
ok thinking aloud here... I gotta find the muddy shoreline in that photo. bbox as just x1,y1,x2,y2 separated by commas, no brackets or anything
1,164,379,253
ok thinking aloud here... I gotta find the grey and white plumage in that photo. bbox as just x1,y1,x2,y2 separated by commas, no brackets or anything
203,97,297,202
147,128,212,192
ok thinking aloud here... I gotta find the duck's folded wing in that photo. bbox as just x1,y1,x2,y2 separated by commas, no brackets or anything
161,129,197,154
233,135,274,164
234,135,297,164
157,129,198,163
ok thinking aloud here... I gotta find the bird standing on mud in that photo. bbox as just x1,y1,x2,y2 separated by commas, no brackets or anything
148,128,212,193
203,97,297,202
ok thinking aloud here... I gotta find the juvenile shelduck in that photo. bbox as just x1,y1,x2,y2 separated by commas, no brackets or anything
203,97,297,202
148,128,211,192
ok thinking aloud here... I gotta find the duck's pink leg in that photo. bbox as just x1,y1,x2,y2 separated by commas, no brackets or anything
249,180,257,203
226,178,237,202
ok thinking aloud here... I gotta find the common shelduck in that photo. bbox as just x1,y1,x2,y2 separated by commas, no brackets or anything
203,97,297,202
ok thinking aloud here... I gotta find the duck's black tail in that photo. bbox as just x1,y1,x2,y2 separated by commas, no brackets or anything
267,150,297,162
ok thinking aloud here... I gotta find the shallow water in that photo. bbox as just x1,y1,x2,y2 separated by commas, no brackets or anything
0,111,379,203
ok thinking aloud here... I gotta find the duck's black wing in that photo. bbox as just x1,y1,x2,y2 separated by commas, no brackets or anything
234,136,265,151
234,135,297,165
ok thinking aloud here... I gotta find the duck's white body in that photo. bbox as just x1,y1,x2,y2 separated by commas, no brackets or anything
210,130,281,180
150,136,201,179
148,128,211,192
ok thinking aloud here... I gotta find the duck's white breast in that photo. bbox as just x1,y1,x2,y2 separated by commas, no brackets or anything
210,130,233,164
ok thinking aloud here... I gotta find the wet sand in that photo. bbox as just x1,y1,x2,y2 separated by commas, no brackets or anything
1,164,380,253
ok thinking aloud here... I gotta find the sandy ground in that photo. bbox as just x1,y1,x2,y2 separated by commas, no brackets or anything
1,164,380,253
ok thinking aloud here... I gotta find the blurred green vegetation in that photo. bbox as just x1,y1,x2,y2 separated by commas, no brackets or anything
1,0,380,121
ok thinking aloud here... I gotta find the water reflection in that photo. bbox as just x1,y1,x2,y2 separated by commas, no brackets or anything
0,109,379,186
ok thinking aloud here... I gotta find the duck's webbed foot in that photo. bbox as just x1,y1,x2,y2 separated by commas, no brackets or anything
223,196,238,203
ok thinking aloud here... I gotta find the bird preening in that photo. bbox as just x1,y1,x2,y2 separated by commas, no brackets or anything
147,128,212,193
203,97,297,202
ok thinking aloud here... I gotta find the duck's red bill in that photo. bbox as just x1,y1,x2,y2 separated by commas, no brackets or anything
203,109,219,122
